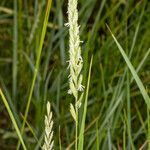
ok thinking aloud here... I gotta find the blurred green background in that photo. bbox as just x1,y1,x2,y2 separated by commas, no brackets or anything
0,0,150,149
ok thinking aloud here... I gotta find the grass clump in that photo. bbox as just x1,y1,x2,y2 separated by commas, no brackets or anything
0,0,150,149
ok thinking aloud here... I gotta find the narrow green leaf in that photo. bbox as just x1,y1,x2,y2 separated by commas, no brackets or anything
13,0,18,103
107,25,150,109
17,0,52,149
0,89,27,150
78,56,93,150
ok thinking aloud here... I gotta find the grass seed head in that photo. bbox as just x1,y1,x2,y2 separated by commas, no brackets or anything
66,0,84,103
42,102,54,150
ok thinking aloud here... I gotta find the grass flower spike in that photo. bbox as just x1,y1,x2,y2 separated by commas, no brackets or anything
65,0,84,149
42,102,54,150
66,0,84,103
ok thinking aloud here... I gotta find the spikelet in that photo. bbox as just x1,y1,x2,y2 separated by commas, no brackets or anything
42,102,54,150
66,0,84,103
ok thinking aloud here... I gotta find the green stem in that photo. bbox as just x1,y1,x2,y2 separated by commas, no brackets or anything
148,108,150,150
75,97,78,150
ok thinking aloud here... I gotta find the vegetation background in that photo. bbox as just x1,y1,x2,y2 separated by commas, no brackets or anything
0,0,150,149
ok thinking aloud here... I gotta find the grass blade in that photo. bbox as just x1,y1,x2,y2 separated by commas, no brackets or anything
0,89,27,150
13,0,18,103
17,0,52,149
107,25,150,109
78,56,93,150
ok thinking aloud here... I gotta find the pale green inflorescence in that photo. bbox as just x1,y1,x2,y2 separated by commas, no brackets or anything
65,0,84,104
42,102,54,150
